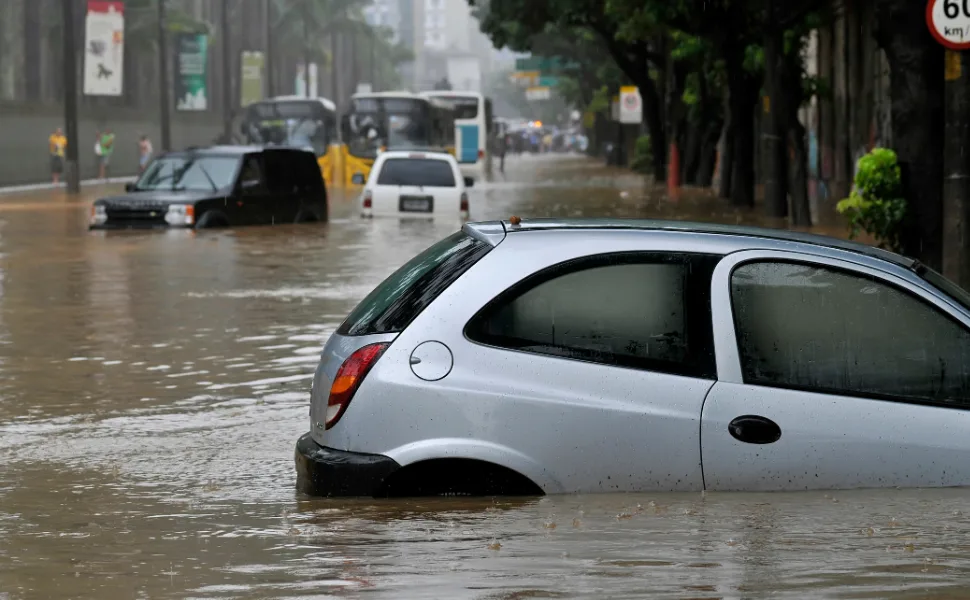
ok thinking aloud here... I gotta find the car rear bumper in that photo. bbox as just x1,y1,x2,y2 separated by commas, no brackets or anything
295,432,401,497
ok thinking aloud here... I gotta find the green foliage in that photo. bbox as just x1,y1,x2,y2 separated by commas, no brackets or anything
630,135,653,174
836,148,907,252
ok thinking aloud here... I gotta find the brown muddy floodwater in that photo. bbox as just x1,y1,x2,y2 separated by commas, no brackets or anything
1,154,970,599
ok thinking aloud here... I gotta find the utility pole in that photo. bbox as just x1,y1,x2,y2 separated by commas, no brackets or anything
221,0,232,141
62,0,80,193
303,0,310,97
157,0,172,151
331,32,339,107
943,49,970,288
264,0,274,97
370,32,377,91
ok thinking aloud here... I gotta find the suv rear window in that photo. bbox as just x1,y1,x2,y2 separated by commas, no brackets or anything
376,158,456,187
337,231,492,336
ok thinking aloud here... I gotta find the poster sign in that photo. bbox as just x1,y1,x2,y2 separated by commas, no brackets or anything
176,34,209,111
927,0,970,49
240,51,265,107
83,1,125,96
619,86,641,124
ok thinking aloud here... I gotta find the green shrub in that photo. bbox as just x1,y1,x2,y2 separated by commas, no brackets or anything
630,134,653,174
835,147,906,252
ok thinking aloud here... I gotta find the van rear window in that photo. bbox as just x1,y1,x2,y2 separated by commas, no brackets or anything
377,158,456,187
337,231,492,336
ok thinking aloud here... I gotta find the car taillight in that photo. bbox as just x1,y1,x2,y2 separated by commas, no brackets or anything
326,342,389,429
460,192,469,215
363,189,372,209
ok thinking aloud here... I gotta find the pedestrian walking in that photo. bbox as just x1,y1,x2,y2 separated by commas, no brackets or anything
98,128,115,180
138,134,154,173
496,132,507,173
48,127,67,184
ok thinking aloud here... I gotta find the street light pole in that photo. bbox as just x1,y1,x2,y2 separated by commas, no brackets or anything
303,0,310,98
370,31,376,91
221,0,232,141
265,0,274,97
62,0,80,193
157,0,172,151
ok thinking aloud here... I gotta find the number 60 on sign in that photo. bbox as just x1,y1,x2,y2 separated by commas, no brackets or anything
927,0,970,49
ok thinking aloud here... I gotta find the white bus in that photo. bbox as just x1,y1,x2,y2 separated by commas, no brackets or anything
421,91,493,179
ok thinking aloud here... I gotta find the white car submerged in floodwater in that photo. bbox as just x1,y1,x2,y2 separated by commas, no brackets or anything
296,218,970,497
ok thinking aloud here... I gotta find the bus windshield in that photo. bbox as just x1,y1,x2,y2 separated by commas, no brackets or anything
242,101,333,156
344,97,431,158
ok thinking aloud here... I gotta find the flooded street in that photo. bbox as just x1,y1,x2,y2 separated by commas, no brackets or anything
3,154,970,599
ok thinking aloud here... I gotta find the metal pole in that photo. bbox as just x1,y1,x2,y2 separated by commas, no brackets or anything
331,32,339,105
370,31,376,91
943,49,970,288
303,0,310,97
221,0,232,141
62,0,80,193
264,0,274,97
157,0,172,151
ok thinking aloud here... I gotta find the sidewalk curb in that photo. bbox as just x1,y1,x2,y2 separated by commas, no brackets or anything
0,176,136,197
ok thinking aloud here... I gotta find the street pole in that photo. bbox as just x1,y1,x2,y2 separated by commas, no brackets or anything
62,0,80,193
331,32,339,107
61,0,81,194
157,0,172,152
943,49,970,288
303,0,310,98
265,0,274,97
221,0,232,141
370,32,376,91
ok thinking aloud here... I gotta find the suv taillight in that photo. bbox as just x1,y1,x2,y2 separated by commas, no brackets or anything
363,189,373,209
326,342,389,429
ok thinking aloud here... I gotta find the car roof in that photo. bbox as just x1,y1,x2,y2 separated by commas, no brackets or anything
463,218,917,269
167,145,312,157
379,150,455,161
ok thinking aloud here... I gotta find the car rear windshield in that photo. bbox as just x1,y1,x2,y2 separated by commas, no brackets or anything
376,158,456,187
337,231,492,336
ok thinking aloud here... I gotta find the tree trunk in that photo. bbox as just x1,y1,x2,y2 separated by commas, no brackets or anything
874,0,944,268
789,118,812,226
719,88,735,199
697,122,721,187
782,40,812,227
683,123,703,185
762,27,789,217
634,73,667,182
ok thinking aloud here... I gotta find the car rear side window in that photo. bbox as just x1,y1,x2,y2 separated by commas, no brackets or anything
465,253,718,379
377,158,456,187
731,261,970,405
337,231,491,336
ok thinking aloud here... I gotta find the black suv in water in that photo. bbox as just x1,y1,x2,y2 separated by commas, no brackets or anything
89,146,328,229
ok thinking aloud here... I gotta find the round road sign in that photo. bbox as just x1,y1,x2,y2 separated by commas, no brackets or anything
623,93,639,111
927,0,970,50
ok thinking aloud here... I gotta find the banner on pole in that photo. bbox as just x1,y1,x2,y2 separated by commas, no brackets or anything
240,51,265,107
175,33,209,111
83,1,125,96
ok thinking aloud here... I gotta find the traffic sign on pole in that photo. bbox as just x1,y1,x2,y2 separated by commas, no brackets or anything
619,86,641,124
927,0,970,49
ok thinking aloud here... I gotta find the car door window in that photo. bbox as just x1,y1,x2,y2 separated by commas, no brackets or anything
731,261,970,405
239,156,265,195
465,253,718,378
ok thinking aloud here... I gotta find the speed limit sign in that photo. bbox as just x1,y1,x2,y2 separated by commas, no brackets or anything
927,0,970,49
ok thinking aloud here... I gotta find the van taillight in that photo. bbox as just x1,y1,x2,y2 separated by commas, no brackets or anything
363,189,373,209
478,149,484,160
326,342,389,429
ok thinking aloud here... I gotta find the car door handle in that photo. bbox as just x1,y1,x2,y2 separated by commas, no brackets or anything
728,415,782,445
